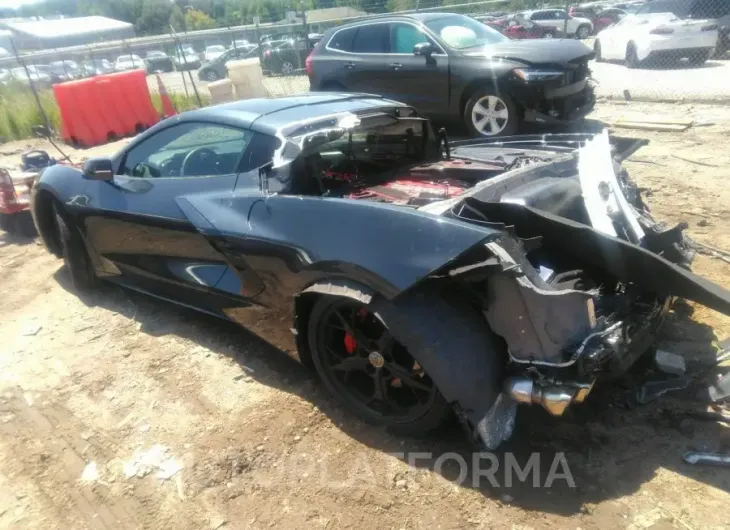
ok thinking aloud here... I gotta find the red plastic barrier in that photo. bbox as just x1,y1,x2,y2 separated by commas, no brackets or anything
54,69,160,148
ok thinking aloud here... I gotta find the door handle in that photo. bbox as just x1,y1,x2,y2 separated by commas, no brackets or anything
389,63,402,70
344,61,355,69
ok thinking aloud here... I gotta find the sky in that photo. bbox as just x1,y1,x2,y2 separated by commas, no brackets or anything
0,0,42,9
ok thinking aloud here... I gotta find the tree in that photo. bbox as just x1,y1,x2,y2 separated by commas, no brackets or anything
136,0,174,35
184,8,217,30
169,4,186,31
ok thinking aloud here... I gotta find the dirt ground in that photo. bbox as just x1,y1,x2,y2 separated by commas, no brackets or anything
1,101,729,530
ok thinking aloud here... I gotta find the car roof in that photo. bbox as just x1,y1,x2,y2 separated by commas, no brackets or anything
169,93,409,136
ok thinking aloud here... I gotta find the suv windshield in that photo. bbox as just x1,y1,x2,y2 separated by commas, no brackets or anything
424,14,507,49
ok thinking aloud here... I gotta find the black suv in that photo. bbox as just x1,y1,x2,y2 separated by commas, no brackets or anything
307,13,596,137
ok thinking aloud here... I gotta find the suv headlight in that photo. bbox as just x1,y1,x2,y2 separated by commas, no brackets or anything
513,68,564,81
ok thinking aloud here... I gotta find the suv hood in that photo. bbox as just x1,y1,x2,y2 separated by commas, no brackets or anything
464,39,594,66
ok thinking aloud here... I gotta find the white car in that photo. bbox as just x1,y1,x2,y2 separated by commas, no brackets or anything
594,13,718,67
115,54,145,71
523,9,594,38
204,45,226,62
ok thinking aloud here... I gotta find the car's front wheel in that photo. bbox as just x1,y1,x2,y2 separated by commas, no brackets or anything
205,69,220,81
464,90,518,137
576,25,592,39
54,204,97,291
543,30,556,38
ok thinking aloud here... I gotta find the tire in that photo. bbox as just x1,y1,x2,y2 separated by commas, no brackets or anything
306,286,503,436
14,211,37,238
594,39,603,62
688,49,711,66
54,204,97,291
0,213,11,232
464,89,518,138
204,69,220,81
576,25,591,39
543,30,555,39
280,61,295,75
625,42,641,68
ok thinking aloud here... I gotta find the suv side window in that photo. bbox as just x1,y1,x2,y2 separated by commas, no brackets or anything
390,23,430,54
531,11,547,20
352,24,389,53
328,27,357,52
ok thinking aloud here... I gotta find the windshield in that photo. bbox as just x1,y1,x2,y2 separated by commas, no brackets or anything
425,14,507,49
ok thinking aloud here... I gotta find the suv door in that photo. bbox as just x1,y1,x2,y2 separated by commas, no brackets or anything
377,22,449,118
332,23,391,93
82,122,254,309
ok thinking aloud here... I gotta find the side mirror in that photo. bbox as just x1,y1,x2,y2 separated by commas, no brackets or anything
83,157,114,181
413,42,435,57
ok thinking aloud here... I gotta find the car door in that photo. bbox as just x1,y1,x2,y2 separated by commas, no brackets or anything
373,22,450,118
82,121,254,310
335,22,392,94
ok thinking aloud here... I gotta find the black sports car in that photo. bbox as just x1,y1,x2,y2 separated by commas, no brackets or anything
30,94,730,449
145,50,174,73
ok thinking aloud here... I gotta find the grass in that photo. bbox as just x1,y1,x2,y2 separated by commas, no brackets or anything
0,82,207,143
0,83,61,142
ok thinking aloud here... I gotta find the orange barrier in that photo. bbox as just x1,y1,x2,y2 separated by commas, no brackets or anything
53,69,160,148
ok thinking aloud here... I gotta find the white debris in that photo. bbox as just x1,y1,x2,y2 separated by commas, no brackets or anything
80,462,99,483
122,445,183,480
139,424,151,433
22,324,42,336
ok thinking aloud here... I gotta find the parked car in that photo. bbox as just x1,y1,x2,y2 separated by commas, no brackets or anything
308,13,596,137
592,7,629,32
489,13,563,38
594,12,718,67
9,65,51,88
629,0,730,57
232,39,251,48
613,2,647,14
263,36,319,75
204,45,227,62
173,47,202,70
81,59,115,77
198,45,259,81
48,60,82,83
115,54,145,72
30,93,730,449
523,8,594,38
145,50,174,73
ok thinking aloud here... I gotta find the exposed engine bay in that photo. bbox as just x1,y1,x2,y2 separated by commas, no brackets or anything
270,113,729,449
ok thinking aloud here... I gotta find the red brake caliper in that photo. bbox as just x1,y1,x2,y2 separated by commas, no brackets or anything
344,333,356,354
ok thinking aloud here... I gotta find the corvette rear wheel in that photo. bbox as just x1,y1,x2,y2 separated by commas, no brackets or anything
464,90,518,137
54,204,97,291
308,295,450,435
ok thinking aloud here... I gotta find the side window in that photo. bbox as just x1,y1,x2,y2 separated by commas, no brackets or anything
328,27,357,52
533,11,548,20
352,24,389,53
121,123,252,178
390,23,430,54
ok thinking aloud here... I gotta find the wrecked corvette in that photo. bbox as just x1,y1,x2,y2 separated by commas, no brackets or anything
30,93,730,449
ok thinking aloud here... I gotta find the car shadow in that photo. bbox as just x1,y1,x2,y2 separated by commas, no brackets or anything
0,230,36,248
53,267,730,516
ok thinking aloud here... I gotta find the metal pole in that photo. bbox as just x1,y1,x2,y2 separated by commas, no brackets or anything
170,26,191,99
170,25,202,107
9,38,51,134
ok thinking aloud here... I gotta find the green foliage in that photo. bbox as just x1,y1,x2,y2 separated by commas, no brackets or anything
185,8,217,31
0,85,61,142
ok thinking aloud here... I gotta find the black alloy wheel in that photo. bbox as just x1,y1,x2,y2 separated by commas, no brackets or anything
309,298,441,428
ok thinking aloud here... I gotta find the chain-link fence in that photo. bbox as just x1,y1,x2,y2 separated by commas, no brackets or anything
0,0,728,142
